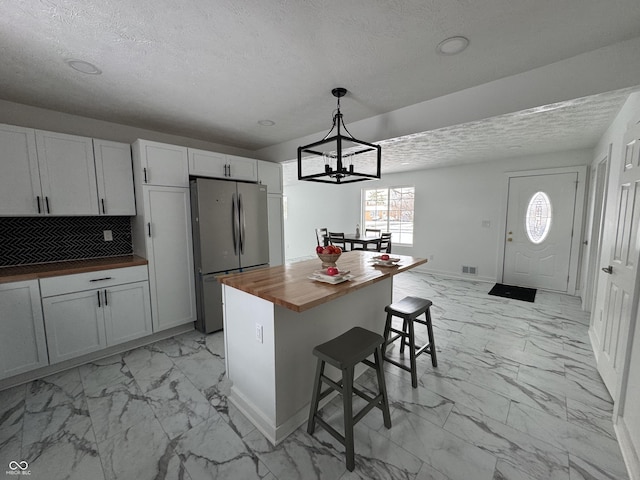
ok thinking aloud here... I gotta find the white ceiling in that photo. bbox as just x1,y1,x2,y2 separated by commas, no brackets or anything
2,0,640,172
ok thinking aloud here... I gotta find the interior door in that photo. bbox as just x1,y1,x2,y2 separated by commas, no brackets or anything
503,172,578,291
596,122,640,397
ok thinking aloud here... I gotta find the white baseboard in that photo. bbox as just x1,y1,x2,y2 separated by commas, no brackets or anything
0,323,194,392
615,416,640,480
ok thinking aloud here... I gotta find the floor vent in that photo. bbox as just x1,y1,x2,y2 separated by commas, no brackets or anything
462,266,477,275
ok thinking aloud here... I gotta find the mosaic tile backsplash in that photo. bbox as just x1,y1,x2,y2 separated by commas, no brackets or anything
0,216,133,267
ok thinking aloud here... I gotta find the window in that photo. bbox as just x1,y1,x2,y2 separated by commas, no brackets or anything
525,191,552,244
362,186,414,245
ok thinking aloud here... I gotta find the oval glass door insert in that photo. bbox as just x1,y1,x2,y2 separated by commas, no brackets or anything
525,191,552,244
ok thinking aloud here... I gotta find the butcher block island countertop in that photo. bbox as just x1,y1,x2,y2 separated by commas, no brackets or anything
219,250,427,312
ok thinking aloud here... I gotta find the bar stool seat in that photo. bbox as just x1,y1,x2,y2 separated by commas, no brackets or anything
382,296,437,388
307,326,391,471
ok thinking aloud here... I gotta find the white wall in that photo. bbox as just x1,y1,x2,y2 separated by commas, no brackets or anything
284,149,591,281
0,99,259,157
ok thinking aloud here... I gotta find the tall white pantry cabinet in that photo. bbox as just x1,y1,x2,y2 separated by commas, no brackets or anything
131,140,197,332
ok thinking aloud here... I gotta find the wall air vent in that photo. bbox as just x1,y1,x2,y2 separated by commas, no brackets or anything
462,266,477,275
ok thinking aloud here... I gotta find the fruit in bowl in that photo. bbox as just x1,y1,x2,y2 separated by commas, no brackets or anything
317,244,342,268
380,254,390,261
326,267,339,276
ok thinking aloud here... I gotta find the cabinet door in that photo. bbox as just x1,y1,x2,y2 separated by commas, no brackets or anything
133,140,189,187
267,194,284,266
0,124,43,215
42,290,107,364
143,186,196,331
35,130,99,215
258,160,283,194
103,281,152,346
188,148,227,178
226,155,258,182
0,280,48,379
93,139,136,215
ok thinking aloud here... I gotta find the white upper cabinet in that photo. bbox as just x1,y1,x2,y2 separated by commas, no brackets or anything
132,139,189,187
188,148,258,182
35,130,99,215
93,139,136,215
188,148,227,178
258,160,283,194
0,124,42,215
225,154,258,182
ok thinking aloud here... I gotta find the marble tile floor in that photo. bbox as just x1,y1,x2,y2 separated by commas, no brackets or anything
0,272,629,480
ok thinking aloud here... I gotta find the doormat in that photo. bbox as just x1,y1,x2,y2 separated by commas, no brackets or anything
488,283,536,302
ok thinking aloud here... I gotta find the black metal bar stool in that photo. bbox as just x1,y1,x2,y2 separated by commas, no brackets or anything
307,326,392,471
382,296,437,388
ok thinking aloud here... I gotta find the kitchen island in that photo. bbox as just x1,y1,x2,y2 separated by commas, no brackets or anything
219,250,427,444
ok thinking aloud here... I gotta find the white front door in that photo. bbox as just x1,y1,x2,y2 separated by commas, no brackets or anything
595,122,640,398
503,172,578,291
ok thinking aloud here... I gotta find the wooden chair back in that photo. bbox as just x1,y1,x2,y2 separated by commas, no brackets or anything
315,227,328,246
328,232,347,250
378,232,392,253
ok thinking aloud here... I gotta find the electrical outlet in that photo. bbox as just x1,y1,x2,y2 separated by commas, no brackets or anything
255,323,263,343
103,230,113,241
429,255,434,261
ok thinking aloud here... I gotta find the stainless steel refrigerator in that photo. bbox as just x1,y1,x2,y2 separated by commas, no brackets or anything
190,177,269,333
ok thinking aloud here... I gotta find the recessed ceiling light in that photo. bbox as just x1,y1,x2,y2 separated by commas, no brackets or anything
258,119,275,126
401,162,411,166
65,59,102,75
436,36,469,56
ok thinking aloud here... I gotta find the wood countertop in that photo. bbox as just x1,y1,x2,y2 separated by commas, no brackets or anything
219,251,427,312
0,255,148,284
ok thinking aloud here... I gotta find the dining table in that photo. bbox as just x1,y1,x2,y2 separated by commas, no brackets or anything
323,233,382,251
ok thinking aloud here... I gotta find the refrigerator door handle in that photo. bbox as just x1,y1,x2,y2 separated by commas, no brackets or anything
239,193,246,254
232,193,239,255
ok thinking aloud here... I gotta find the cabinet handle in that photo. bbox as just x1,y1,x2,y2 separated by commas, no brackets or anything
228,164,232,177
36,196,41,214
90,277,113,282
101,198,106,214
104,289,108,306
97,290,101,308
45,196,50,214
143,167,148,183
148,222,152,237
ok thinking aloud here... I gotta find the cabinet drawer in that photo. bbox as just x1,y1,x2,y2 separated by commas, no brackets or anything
40,265,149,297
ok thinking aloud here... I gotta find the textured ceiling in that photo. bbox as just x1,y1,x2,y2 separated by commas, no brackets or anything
1,0,640,153
283,87,636,185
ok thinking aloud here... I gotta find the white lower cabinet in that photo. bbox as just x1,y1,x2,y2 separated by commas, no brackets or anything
0,280,49,380
40,266,152,364
42,289,107,364
103,281,152,345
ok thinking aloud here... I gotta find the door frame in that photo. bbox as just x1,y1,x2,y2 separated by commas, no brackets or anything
583,147,612,312
497,166,587,295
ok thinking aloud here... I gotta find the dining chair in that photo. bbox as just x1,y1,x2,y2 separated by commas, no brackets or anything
328,232,347,251
378,232,392,253
353,228,382,250
315,227,328,246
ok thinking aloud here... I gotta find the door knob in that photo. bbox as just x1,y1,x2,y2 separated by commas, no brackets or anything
602,265,613,274
507,238,513,242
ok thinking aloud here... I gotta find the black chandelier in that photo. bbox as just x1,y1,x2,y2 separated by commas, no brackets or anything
297,88,381,184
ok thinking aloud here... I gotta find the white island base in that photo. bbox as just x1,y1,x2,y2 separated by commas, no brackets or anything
222,277,392,445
